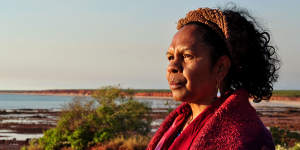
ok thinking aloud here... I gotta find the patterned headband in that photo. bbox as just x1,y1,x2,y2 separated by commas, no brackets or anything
177,8,232,52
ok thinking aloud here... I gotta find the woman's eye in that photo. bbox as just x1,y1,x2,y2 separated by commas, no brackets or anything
167,55,174,61
183,54,193,59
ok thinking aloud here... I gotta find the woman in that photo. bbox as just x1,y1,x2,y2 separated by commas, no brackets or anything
147,6,279,150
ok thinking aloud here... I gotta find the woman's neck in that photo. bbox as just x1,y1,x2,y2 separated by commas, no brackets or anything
188,96,216,120
188,103,210,120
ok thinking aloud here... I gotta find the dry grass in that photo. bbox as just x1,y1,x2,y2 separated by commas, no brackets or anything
90,135,150,150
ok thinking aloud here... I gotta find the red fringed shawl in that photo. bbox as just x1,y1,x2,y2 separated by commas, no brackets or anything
147,89,275,150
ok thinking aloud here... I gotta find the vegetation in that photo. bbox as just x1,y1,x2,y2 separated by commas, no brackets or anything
270,127,300,149
22,86,152,150
19,86,300,149
272,90,300,97
275,143,300,150
91,135,150,150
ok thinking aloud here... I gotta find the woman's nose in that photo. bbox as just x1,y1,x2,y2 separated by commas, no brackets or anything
167,60,182,73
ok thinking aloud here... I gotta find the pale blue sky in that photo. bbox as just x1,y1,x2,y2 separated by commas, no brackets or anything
0,0,299,90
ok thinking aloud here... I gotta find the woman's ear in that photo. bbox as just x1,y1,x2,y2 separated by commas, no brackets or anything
215,55,231,81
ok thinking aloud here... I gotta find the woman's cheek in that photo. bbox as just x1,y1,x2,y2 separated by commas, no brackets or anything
182,66,194,90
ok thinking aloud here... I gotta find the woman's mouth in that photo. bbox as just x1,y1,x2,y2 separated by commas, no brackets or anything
169,81,185,90
168,74,186,90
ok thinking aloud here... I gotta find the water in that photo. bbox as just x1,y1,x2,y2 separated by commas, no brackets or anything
0,94,180,110
0,94,75,110
1,93,300,110
0,94,299,141
0,94,178,141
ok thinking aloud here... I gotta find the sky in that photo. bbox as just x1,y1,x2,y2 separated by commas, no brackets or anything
0,0,299,90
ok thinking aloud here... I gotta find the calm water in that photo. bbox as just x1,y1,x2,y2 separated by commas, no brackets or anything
0,94,178,140
0,94,179,110
1,94,299,110
0,94,75,110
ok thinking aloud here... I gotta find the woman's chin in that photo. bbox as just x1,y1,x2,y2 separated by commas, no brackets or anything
171,89,190,102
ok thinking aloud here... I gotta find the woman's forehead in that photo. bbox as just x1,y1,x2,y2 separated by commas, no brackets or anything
172,25,206,45
168,25,210,53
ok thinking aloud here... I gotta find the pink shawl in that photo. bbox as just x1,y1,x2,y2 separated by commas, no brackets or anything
147,89,275,150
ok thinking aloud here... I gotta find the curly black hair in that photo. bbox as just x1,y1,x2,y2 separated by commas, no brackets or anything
183,7,280,102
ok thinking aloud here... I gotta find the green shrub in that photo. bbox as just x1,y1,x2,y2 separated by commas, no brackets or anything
21,138,42,150
67,124,94,150
24,85,152,150
292,142,300,150
275,145,287,150
38,128,66,150
272,90,300,97
275,142,300,150
93,128,114,143
271,127,300,148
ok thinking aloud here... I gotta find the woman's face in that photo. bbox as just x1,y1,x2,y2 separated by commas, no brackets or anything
166,24,219,104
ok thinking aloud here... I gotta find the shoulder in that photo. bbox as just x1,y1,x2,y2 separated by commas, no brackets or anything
216,92,275,149
192,89,275,149
229,116,275,149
